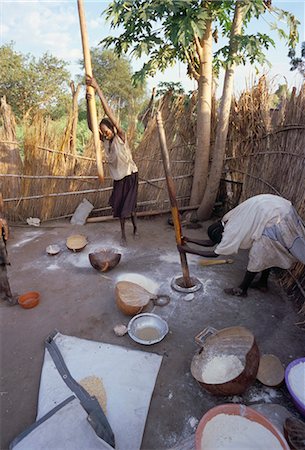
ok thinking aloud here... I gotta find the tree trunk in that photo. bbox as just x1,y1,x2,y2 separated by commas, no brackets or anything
190,20,213,206
197,2,245,220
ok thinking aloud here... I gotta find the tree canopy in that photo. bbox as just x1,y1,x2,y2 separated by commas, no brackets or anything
78,48,147,128
0,42,71,121
102,0,299,84
288,42,305,78
101,0,300,219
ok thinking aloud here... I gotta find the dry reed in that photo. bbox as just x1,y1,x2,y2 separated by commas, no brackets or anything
1,78,304,310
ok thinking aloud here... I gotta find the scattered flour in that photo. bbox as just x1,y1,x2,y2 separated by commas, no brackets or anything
202,355,244,384
200,414,282,450
116,273,159,294
227,385,280,405
288,361,305,405
188,416,198,429
247,386,279,403
230,395,242,403
159,252,180,264
67,252,91,269
184,294,195,302
11,233,41,248
46,264,60,271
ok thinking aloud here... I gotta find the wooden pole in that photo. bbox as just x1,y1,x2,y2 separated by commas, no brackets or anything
156,111,193,288
77,0,104,182
86,204,200,223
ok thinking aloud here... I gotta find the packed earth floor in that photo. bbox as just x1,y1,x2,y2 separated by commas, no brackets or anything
0,215,304,449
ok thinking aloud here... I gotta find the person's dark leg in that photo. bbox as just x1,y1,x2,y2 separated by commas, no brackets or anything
224,270,257,297
0,264,17,305
131,212,138,237
120,218,127,244
250,268,271,292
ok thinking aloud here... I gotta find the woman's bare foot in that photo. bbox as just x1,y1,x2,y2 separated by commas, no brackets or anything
133,230,140,239
120,237,127,247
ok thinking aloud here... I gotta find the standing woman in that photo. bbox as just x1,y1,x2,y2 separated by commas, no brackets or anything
0,193,17,305
86,75,138,244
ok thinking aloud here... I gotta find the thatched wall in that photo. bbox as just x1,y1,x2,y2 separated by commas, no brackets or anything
0,94,198,222
0,97,23,215
1,80,304,309
224,78,305,213
135,93,196,211
223,78,305,314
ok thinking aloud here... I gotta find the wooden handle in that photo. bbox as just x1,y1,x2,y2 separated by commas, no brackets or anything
199,258,234,266
77,0,104,183
195,326,218,346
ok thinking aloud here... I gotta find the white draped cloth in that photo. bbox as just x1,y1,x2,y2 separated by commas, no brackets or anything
215,194,305,272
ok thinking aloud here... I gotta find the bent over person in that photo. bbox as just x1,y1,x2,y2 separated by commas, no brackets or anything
182,194,305,297
86,75,138,245
0,193,17,305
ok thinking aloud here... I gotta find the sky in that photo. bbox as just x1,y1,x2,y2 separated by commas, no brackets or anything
0,0,304,98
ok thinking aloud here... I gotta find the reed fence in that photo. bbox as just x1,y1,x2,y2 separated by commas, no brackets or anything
0,79,304,310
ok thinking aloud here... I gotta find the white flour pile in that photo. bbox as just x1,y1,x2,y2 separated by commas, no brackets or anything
202,355,244,384
116,273,159,294
200,414,282,449
288,361,305,405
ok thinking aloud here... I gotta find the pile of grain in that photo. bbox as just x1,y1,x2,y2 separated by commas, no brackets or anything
79,376,107,414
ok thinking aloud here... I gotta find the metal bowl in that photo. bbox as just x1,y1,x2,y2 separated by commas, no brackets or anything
127,313,169,345
46,244,60,255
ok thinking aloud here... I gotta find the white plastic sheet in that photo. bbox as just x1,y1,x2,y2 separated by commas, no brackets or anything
37,332,163,450
12,397,113,450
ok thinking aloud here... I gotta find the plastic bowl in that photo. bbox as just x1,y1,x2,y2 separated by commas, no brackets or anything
285,357,305,417
18,291,40,309
195,404,289,450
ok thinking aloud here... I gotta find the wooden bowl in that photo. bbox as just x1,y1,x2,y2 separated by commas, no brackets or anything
195,404,289,450
115,281,154,316
18,291,40,309
89,250,121,272
191,326,260,396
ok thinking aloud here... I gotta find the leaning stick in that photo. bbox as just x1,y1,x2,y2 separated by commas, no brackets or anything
77,0,104,182
156,111,193,288
199,259,234,266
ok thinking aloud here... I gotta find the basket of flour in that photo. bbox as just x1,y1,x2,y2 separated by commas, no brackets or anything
191,326,260,395
195,404,289,450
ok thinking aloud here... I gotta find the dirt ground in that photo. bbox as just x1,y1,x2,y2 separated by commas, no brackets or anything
0,215,304,450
